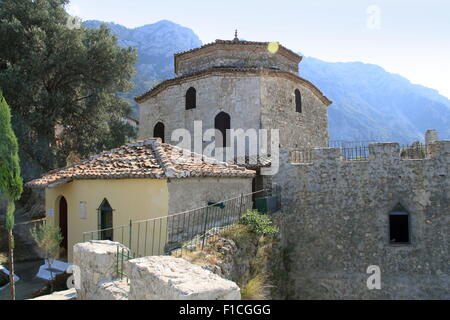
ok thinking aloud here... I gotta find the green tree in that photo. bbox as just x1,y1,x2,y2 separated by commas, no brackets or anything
0,91,23,300
0,0,137,180
31,222,63,293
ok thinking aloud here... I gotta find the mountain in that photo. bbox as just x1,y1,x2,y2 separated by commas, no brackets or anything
301,58,450,143
84,20,450,143
83,20,202,117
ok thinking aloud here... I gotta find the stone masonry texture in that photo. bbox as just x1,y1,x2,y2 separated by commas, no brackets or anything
138,71,329,152
73,240,128,300
126,256,241,300
272,141,450,299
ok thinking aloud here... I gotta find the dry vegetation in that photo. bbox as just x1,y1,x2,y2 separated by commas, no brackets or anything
174,210,278,300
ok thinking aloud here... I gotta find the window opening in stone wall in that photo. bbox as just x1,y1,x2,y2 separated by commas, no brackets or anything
186,87,197,110
154,122,165,143
295,89,302,113
389,205,410,244
215,112,231,148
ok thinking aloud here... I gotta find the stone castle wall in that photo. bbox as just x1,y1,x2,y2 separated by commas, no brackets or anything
260,76,329,149
139,73,262,147
272,141,450,299
139,72,329,152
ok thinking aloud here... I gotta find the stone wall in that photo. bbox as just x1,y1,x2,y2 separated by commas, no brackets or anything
73,241,241,300
168,177,252,214
73,240,129,300
176,48,299,76
126,256,241,300
139,73,262,148
139,71,329,153
260,75,329,149
272,141,450,299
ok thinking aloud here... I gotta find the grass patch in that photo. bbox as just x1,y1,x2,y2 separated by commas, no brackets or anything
241,274,269,300
221,224,255,245
172,241,224,268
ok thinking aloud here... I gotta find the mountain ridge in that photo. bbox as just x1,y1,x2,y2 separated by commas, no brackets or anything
84,19,450,143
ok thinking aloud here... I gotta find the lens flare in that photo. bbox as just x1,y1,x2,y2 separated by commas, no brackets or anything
267,42,279,54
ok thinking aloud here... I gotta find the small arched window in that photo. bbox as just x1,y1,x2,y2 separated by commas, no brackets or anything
153,122,165,143
98,199,113,241
186,87,197,110
295,89,302,113
215,112,231,148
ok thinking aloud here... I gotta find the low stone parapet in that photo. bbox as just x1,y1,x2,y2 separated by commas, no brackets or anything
97,279,129,300
30,288,77,300
73,241,241,300
73,240,128,300
126,256,241,300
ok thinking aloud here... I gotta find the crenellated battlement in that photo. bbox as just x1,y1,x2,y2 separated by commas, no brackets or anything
274,135,450,299
289,140,450,164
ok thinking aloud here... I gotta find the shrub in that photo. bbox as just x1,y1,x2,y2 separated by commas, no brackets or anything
240,210,278,236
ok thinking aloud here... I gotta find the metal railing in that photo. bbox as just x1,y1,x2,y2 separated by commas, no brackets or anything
290,142,434,163
328,140,376,148
341,146,370,161
82,188,281,278
116,247,135,280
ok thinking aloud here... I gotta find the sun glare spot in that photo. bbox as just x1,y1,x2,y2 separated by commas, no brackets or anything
268,42,279,54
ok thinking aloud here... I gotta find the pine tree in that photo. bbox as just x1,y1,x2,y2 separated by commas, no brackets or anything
0,91,23,300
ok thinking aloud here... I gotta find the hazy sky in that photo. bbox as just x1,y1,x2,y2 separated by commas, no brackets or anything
67,0,450,99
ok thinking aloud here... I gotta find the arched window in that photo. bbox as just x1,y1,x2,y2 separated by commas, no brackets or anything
153,122,165,143
389,204,410,244
186,87,196,110
295,89,302,113
98,199,113,241
215,112,231,148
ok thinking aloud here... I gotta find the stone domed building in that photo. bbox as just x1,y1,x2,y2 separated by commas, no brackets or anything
136,35,332,154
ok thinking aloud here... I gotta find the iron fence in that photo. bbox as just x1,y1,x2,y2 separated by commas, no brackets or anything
290,142,434,164
290,149,313,164
82,188,281,278
341,146,370,161
328,140,376,148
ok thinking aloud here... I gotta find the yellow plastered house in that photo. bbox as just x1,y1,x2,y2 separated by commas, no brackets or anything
26,139,255,262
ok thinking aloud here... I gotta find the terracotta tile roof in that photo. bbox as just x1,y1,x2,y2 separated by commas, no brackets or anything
232,155,272,170
26,139,255,188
